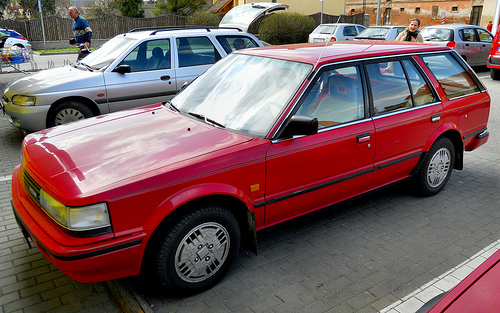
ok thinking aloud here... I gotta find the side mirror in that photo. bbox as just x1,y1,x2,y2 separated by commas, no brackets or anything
282,115,318,138
113,65,131,74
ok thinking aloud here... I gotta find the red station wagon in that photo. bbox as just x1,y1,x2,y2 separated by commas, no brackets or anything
11,41,490,295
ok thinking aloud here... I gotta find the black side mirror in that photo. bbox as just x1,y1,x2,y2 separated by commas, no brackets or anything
282,115,318,138
113,65,131,74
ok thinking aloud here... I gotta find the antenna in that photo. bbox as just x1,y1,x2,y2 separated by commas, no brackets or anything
313,15,344,71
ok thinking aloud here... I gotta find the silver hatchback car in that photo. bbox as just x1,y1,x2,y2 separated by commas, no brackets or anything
1,27,263,132
421,24,493,67
308,23,366,43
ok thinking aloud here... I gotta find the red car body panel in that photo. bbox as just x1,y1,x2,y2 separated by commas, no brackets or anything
11,41,490,284
427,249,500,312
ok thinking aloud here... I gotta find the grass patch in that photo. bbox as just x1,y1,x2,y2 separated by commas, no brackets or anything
34,47,77,53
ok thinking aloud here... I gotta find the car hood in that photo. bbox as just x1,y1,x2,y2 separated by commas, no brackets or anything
4,65,103,95
22,103,254,201
219,2,288,32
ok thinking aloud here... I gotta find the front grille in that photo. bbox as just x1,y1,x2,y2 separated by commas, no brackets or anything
23,170,41,207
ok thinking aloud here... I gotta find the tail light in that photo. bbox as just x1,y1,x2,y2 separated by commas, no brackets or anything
19,37,25,40
446,41,456,48
330,37,337,42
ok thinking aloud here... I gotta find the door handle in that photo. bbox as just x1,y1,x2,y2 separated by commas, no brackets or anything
160,75,171,81
431,114,441,123
357,133,371,143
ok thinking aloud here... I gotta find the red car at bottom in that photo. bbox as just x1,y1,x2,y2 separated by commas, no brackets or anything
11,41,490,295
417,248,500,312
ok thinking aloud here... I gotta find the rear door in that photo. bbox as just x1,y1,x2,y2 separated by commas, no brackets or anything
458,28,481,65
365,56,443,188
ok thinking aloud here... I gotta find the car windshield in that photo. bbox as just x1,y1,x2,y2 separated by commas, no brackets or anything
356,27,390,38
172,53,312,137
80,35,138,70
420,28,454,41
312,25,338,34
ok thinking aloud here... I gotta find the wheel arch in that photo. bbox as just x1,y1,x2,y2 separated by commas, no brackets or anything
421,126,464,172
46,96,101,126
140,190,257,276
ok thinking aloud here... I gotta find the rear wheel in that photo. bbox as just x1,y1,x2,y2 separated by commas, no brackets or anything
150,204,240,295
416,137,455,196
48,101,93,128
490,68,500,80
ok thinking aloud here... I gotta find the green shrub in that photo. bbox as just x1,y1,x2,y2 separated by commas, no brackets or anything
258,12,315,45
187,12,221,27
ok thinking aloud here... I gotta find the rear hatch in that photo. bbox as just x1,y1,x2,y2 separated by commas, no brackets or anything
219,2,289,33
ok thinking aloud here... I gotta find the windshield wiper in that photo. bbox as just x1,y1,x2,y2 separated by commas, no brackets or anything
188,112,225,128
79,62,93,72
165,100,180,113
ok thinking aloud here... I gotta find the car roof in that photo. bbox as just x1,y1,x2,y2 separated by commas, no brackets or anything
366,25,405,29
237,41,450,66
423,24,485,29
122,26,249,39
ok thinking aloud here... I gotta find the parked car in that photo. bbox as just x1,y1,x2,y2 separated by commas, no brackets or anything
487,27,500,79
0,26,263,133
0,28,31,49
219,2,289,33
308,23,366,42
354,26,406,40
421,24,493,67
417,248,500,312
11,41,490,296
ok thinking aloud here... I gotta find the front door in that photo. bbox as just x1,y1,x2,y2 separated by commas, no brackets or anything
264,63,375,226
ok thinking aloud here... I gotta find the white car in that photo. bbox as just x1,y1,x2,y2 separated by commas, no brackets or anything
0,28,31,49
308,23,366,43
1,27,263,132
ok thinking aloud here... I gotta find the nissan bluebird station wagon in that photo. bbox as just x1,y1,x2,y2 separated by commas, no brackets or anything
11,41,490,295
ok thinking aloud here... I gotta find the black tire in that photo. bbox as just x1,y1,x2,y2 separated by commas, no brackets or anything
416,137,455,196
490,68,500,80
48,101,93,128
150,204,240,295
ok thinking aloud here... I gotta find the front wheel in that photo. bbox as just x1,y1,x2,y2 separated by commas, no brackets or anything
150,204,241,295
416,137,455,196
48,101,93,128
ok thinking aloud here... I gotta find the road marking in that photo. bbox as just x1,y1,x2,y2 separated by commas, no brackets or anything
0,175,12,182
380,239,500,312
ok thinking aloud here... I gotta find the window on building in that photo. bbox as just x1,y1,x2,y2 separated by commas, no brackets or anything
384,8,391,25
400,8,405,12
415,7,421,13
351,8,356,14
432,5,439,20
451,6,458,12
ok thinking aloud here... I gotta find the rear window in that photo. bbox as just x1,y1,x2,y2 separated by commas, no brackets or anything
312,25,337,34
216,35,259,54
421,53,480,99
356,27,389,39
421,28,454,41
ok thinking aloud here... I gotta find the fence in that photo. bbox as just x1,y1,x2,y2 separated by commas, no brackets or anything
0,15,188,42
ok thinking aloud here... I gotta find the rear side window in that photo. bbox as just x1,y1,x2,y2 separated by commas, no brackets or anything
365,58,437,115
459,28,477,41
343,26,357,36
421,53,480,99
176,36,221,67
216,36,259,54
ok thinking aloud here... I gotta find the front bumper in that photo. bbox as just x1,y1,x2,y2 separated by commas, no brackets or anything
11,165,147,283
1,96,49,132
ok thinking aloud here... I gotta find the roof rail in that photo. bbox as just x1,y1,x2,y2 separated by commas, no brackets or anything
128,26,243,35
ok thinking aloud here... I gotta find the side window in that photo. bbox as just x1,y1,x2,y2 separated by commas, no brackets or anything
366,61,413,114
420,53,480,99
477,28,493,43
123,39,170,72
297,65,364,128
343,26,357,36
176,37,222,68
402,60,437,106
460,28,476,41
216,36,259,54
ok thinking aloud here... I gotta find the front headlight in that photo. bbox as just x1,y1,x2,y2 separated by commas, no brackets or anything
12,95,36,106
39,189,111,236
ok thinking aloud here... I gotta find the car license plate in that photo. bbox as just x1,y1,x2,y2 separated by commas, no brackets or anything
314,38,325,42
